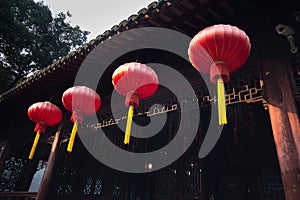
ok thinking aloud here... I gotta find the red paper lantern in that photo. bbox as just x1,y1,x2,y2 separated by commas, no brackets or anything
188,24,251,125
28,101,62,159
62,86,101,152
112,62,159,144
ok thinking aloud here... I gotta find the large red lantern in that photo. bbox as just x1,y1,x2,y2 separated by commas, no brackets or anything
28,101,62,159
188,24,251,125
112,62,159,144
62,86,101,152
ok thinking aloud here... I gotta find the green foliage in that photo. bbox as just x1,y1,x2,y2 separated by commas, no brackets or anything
0,0,90,92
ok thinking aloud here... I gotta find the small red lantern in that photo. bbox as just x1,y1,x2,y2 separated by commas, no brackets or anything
112,62,159,144
188,24,251,125
62,86,101,152
28,101,62,159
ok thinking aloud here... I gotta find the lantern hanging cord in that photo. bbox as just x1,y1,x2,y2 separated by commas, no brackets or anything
29,130,41,160
49,88,58,102
67,120,78,152
136,52,140,63
217,78,227,125
124,105,134,144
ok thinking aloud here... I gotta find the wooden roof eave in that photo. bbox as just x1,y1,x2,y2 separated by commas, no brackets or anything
0,0,255,104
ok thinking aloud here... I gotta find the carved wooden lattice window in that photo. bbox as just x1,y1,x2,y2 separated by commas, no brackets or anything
83,176,103,195
83,176,93,195
261,159,284,199
112,181,122,196
156,165,177,196
56,166,76,195
0,156,27,192
93,177,102,195
183,157,203,198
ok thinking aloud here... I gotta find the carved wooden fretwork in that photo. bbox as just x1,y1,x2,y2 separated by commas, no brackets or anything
41,67,265,144
85,67,264,131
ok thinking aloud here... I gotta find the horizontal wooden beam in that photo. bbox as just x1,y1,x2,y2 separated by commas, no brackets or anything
0,192,37,197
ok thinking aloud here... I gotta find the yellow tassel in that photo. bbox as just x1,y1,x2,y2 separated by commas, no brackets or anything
124,105,134,144
29,130,41,160
67,121,78,152
217,78,227,125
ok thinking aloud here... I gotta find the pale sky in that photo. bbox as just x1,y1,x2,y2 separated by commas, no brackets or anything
36,0,155,41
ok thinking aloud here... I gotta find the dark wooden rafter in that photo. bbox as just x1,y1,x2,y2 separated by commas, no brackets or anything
160,0,221,29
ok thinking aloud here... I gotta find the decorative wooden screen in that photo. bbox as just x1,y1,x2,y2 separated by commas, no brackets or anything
0,157,27,192
79,67,264,132
155,165,177,196
56,166,77,196
183,157,204,198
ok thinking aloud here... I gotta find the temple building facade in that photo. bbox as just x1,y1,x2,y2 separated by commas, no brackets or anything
0,0,299,199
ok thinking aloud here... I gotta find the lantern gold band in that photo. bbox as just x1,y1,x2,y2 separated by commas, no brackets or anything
211,61,227,67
